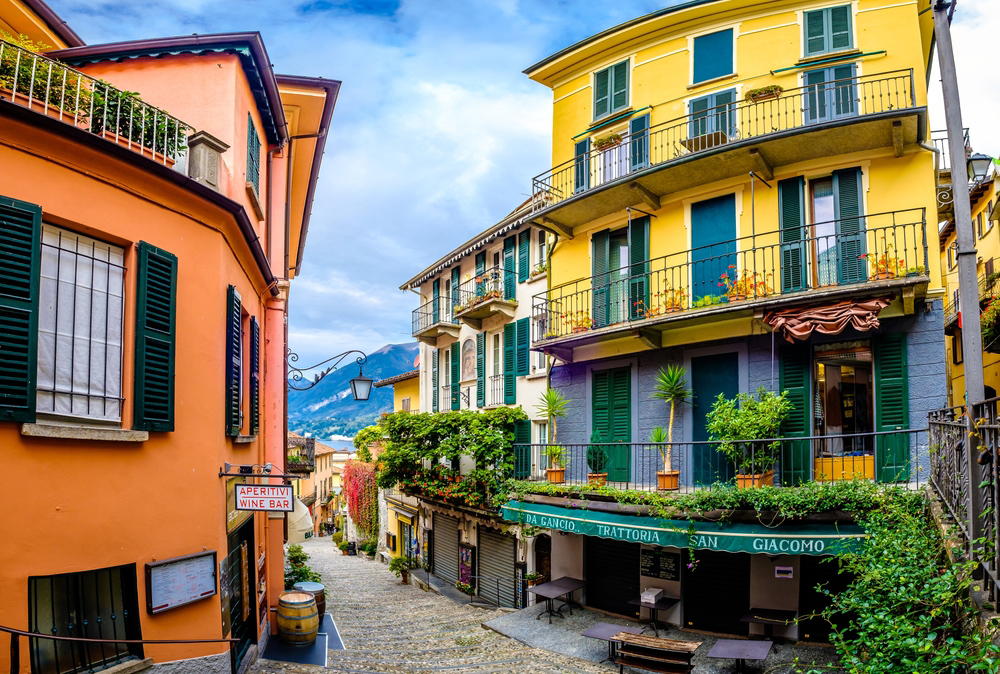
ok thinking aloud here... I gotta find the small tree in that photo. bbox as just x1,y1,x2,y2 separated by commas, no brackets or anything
651,366,692,472
705,388,791,475
536,389,569,471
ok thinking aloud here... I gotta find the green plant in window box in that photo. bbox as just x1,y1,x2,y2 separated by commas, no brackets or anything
593,132,623,150
524,571,543,586
705,387,791,486
904,265,927,278
692,294,726,308
744,84,783,103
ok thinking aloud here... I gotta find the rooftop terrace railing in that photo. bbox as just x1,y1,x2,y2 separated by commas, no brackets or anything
1,38,193,167
532,70,915,210
532,208,927,343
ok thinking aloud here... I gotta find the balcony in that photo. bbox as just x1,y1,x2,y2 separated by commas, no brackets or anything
531,70,919,230
486,374,505,407
943,262,999,332
452,266,517,330
286,450,315,473
930,128,970,215
532,209,928,354
412,296,460,345
1,38,193,169
515,429,928,494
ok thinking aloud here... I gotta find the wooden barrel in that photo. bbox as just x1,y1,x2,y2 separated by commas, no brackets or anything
293,581,326,616
277,591,319,646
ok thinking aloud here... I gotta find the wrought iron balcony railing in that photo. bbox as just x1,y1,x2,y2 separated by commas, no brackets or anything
930,128,970,174
487,373,504,407
453,265,516,315
532,209,927,343
411,295,456,336
531,70,916,210
514,428,928,493
1,38,193,167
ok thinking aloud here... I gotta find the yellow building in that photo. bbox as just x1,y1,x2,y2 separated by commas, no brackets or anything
507,0,945,639
373,369,420,412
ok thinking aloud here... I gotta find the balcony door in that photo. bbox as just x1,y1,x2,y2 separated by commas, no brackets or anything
691,352,738,485
592,217,648,328
691,194,737,301
592,367,631,482
803,64,857,124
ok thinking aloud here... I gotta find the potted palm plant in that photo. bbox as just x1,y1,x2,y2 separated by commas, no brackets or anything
587,431,609,487
651,366,692,490
536,388,569,483
706,388,791,487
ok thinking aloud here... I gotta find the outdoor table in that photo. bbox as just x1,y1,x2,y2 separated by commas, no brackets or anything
580,622,643,664
706,638,772,673
527,576,586,624
626,595,680,637
740,608,798,639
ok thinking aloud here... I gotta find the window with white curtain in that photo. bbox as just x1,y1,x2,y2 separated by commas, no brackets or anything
36,225,125,422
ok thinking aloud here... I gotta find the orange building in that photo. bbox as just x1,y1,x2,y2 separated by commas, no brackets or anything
0,2,338,672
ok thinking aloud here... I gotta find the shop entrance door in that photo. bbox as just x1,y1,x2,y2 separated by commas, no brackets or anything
813,341,874,480
682,550,750,635
691,353,738,485
225,521,256,667
585,537,640,617
798,555,853,642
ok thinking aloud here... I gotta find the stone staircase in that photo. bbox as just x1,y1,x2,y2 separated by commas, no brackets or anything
253,540,609,673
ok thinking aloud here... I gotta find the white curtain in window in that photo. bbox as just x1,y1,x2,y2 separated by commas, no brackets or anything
36,225,125,422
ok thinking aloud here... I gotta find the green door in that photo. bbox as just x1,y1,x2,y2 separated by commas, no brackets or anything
875,333,909,482
691,353,738,485
592,367,631,482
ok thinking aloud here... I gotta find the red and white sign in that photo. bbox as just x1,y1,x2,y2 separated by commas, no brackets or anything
235,484,293,512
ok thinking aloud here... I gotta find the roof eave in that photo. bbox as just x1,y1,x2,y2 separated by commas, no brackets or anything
22,0,85,47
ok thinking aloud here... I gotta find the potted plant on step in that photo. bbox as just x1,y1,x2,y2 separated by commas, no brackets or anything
338,541,349,556
651,365,692,490
389,556,417,584
706,387,791,487
537,388,569,483
587,431,609,487
525,571,543,586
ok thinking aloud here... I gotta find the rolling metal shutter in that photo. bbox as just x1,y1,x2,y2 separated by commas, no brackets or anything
585,537,640,617
683,550,750,635
433,514,460,585
478,528,516,608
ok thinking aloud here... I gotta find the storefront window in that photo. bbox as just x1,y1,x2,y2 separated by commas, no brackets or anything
813,340,873,457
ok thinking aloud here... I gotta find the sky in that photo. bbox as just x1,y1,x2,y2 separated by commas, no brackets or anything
47,0,999,368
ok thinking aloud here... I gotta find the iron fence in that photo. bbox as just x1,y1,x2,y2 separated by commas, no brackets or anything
532,70,915,210
453,265,515,316
411,296,455,336
533,209,927,342
1,38,193,167
514,429,927,493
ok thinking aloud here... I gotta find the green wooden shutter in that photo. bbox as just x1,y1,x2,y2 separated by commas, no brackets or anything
475,252,486,296
249,316,260,436
779,177,807,293
574,139,591,193
432,279,440,324
829,5,853,51
431,349,439,412
246,113,261,194
513,419,532,479
451,267,460,311
689,95,710,138
713,90,735,136
518,230,530,283
593,368,631,482
875,333,910,482
629,114,649,170
592,370,611,443
831,64,857,118
224,284,242,437
476,332,485,408
803,68,829,123
450,342,460,410
503,236,516,300
503,323,516,404
628,217,649,320
693,29,733,83
804,9,827,56
779,344,811,486
833,167,866,284
516,317,529,376
611,61,628,112
594,68,610,118
0,197,42,423
592,230,610,328
133,242,177,431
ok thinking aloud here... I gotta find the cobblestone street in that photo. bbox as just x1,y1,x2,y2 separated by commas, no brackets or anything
253,538,609,673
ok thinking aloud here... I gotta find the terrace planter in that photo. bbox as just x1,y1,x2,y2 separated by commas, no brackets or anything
546,468,566,484
736,471,774,488
656,470,680,491
587,472,608,487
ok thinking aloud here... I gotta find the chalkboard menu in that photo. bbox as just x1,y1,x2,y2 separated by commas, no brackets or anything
640,548,680,581
145,551,217,614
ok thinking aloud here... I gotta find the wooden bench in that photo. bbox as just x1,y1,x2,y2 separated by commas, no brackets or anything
613,633,702,673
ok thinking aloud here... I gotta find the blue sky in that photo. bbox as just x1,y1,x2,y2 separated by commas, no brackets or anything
47,0,998,368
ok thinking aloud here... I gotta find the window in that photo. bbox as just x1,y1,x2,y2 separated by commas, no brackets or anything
37,226,125,422
948,244,956,270
689,90,736,140
442,348,451,387
977,212,985,239
536,345,547,373
537,230,547,268
803,5,853,57
492,333,501,375
803,64,857,124
594,59,629,119
246,113,261,194
692,29,734,84
986,258,995,278
952,333,963,365
401,397,411,411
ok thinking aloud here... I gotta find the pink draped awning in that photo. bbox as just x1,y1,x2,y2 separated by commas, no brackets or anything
763,297,892,343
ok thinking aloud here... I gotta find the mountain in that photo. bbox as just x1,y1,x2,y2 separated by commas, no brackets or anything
287,342,419,440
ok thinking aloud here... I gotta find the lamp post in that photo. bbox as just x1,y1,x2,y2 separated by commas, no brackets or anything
968,153,992,185
286,348,372,400
933,0,986,563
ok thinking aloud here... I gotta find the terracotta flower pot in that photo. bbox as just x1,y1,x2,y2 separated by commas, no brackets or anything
736,471,774,488
587,472,608,487
657,470,680,491
546,468,566,484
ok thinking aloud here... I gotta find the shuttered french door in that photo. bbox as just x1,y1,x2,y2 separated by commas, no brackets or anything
478,528,516,608
691,353,738,485
592,367,631,482
690,194,737,301
585,537,640,617
433,514,460,585
780,344,812,486
875,333,909,482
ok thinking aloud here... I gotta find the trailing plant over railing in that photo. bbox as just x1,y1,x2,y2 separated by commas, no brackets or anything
344,460,378,540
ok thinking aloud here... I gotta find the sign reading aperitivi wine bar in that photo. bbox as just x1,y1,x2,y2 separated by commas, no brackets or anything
235,484,293,511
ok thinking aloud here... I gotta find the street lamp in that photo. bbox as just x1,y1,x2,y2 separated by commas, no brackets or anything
286,348,371,399
968,152,993,184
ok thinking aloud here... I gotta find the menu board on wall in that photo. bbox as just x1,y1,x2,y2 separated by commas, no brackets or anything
640,548,680,581
145,551,218,614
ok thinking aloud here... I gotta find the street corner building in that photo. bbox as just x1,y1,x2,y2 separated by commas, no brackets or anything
0,2,339,672
393,0,948,643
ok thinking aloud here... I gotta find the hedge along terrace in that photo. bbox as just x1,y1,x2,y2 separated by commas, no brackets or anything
374,408,527,510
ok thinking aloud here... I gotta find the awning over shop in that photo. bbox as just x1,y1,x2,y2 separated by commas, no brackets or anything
501,501,865,556
763,297,891,343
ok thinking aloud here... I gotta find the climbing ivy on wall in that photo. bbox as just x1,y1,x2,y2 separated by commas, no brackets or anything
343,460,378,540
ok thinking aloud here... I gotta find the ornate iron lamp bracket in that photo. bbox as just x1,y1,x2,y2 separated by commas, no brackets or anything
286,348,368,391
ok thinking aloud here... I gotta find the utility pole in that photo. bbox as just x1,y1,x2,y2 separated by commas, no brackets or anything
933,0,985,554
